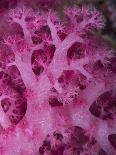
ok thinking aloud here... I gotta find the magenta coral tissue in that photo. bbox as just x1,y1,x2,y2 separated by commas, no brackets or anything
0,1,116,155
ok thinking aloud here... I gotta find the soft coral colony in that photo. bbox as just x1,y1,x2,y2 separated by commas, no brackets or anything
0,2,116,155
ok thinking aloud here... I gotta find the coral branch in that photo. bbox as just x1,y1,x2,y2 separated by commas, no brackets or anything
47,16,61,47
8,6,33,44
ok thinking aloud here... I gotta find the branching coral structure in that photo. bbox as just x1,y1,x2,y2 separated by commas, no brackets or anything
0,3,116,155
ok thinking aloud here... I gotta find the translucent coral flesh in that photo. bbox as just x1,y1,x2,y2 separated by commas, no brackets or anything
0,1,116,155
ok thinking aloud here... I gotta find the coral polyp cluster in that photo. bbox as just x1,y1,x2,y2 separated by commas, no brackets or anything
0,1,115,155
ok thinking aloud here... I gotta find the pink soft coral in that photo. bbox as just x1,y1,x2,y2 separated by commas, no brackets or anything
0,2,116,155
